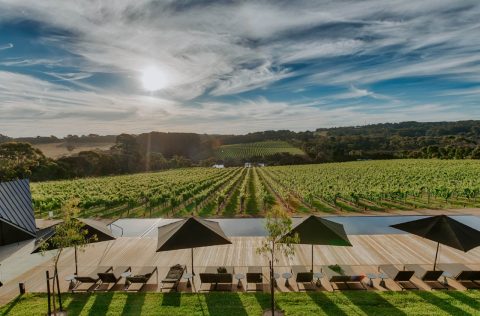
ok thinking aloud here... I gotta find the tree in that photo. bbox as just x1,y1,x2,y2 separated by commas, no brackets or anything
40,199,97,315
0,142,46,181
257,208,298,316
143,152,168,171
112,134,141,173
471,147,480,159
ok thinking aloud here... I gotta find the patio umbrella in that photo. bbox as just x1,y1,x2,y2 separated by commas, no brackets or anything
156,217,231,275
391,215,480,270
32,218,116,275
285,215,352,272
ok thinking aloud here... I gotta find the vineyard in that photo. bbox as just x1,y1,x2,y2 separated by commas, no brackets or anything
31,159,480,219
215,141,305,160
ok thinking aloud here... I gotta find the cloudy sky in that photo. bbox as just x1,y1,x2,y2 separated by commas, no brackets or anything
0,0,479,137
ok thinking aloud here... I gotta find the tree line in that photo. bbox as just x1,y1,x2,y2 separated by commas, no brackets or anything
1,120,480,182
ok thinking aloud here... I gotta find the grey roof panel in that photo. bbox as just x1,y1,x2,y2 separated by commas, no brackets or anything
0,179,36,236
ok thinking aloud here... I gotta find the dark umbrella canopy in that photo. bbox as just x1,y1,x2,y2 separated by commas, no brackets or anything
286,215,352,272
156,217,231,274
32,218,116,253
289,215,352,246
32,218,116,275
391,215,480,252
391,215,480,270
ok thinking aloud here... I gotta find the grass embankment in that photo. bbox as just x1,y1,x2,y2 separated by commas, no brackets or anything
2,291,480,316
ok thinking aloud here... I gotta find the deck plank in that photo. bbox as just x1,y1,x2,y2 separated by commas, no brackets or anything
1,234,480,304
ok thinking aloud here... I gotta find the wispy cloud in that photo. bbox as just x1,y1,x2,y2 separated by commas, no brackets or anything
0,43,13,50
210,62,291,96
0,0,479,136
328,85,392,101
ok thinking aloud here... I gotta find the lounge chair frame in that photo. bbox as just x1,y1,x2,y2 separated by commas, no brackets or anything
246,266,263,292
72,266,113,292
291,265,315,291
199,266,234,291
379,265,418,291
404,264,447,290
161,264,187,292
125,266,159,292
324,265,367,291
96,266,132,291
438,264,480,290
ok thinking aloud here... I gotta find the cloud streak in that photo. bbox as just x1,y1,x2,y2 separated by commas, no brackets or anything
0,43,13,50
0,0,479,136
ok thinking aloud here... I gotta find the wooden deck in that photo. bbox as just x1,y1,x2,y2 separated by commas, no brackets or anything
1,234,480,304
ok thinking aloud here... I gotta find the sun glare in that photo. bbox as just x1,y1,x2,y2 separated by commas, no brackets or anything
141,66,167,91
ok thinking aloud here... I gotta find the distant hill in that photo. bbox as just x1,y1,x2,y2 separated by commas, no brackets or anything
215,141,305,160
316,120,480,137
0,134,117,159
33,142,115,159
3,120,480,182
136,132,213,160
0,134,10,143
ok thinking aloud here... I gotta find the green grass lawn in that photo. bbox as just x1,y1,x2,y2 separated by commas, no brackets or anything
2,291,480,316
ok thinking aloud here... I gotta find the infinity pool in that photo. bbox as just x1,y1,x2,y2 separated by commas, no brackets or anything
110,215,480,237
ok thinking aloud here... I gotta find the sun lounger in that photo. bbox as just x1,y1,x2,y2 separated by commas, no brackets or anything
246,266,263,291
125,266,159,292
379,264,418,290
404,264,447,290
199,266,234,291
72,266,112,292
161,264,186,292
437,263,480,289
291,265,315,291
323,265,366,291
95,266,131,291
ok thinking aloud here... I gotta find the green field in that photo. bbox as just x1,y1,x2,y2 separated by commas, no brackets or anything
31,159,480,219
215,141,305,160
2,291,480,315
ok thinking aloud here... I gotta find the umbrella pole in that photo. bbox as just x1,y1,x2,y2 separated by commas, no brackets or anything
433,242,440,271
75,245,78,275
311,244,314,273
191,248,195,275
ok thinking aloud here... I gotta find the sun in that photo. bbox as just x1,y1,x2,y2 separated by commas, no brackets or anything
140,66,167,91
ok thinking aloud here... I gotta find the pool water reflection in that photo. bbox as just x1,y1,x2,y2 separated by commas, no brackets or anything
110,215,480,237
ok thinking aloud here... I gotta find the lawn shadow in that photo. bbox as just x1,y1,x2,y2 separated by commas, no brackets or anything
87,292,114,316
62,293,90,316
205,292,248,316
442,290,480,312
120,293,146,316
0,294,23,315
253,292,270,311
342,291,407,316
307,291,348,316
194,292,207,316
161,292,181,307
413,291,469,315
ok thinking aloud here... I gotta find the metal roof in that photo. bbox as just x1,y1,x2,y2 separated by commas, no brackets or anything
0,179,36,237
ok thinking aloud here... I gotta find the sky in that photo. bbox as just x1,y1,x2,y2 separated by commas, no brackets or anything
0,0,479,137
